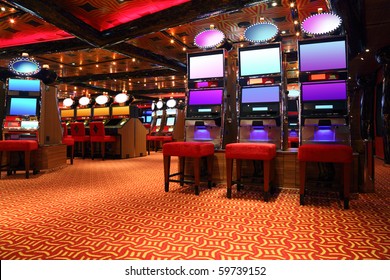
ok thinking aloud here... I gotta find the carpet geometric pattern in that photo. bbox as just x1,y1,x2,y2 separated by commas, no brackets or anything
0,154,389,260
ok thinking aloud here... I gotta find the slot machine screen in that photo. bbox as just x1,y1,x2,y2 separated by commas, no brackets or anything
241,86,280,103
8,78,40,92
8,97,39,116
188,89,223,105
166,117,175,126
93,107,110,117
156,118,162,126
76,108,91,117
239,44,281,77
61,109,74,118
112,106,129,116
299,37,347,72
301,80,347,101
188,50,224,80
146,116,152,123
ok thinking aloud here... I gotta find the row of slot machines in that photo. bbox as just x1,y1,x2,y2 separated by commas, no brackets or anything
60,100,147,158
184,35,350,150
147,99,185,141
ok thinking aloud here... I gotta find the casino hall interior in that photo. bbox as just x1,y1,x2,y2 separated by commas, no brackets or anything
0,0,389,260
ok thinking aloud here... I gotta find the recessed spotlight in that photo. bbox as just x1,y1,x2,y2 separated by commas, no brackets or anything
9,18,15,23
365,49,370,52
360,57,364,61
1,7,6,11
272,1,277,7
281,30,286,34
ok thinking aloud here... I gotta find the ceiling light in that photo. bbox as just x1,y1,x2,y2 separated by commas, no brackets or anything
272,1,277,7
360,57,364,61
365,49,370,52
290,2,295,8
1,7,6,11
9,18,15,23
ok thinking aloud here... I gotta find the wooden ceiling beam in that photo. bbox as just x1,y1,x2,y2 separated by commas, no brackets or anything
57,69,180,84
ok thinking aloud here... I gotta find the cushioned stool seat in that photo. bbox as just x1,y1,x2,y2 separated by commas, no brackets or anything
225,143,276,201
298,144,353,209
163,142,214,195
146,135,173,155
0,140,39,178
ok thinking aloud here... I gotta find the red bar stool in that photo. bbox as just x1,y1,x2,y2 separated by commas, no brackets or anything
298,144,353,209
225,143,277,201
163,142,214,195
89,122,117,160
0,140,39,178
70,122,90,159
146,135,173,155
61,123,74,164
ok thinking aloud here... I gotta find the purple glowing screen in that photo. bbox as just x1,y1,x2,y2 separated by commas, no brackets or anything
194,29,225,49
239,46,281,76
301,81,347,101
188,89,223,105
299,39,347,71
241,86,280,103
188,53,224,80
302,13,342,35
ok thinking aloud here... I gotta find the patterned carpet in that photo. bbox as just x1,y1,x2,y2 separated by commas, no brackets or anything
0,153,389,260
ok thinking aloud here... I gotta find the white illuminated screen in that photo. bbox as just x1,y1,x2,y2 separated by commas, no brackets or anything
239,47,281,76
189,53,224,80
166,117,175,126
156,118,161,126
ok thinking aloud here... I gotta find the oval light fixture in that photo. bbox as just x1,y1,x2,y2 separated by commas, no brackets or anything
194,29,225,49
63,98,74,107
95,94,109,105
151,101,156,111
9,56,41,76
166,98,177,108
114,93,129,103
156,99,164,109
301,13,342,36
244,22,279,43
78,96,90,106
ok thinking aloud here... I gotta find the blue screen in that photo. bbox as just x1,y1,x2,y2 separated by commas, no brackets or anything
9,98,38,116
8,79,40,92
146,116,152,123
241,86,280,103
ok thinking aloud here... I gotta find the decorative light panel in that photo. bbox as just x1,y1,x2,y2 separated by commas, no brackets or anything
244,22,279,43
114,93,129,103
95,94,109,105
63,98,74,107
9,56,41,76
194,29,225,49
78,96,90,106
166,98,177,108
301,13,342,36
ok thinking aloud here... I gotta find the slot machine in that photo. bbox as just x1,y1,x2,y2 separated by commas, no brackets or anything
298,36,350,145
75,95,92,127
159,97,185,141
148,99,165,135
185,49,226,149
237,43,283,148
92,93,111,124
60,97,75,127
287,98,299,148
2,78,41,141
105,92,146,158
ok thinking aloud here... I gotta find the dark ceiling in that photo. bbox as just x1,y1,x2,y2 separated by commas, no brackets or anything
0,0,389,103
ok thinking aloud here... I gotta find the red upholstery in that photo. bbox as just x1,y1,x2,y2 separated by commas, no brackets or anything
61,123,74,164
298,144,352,163
146,135,173,141
163,142,215,195
0,140,38,151
70,122,90,159
288,137,299,148
225,143,276,201
89,122,117,160
0,140,38,178
298,144,353,209
70,122,90,142
163,142,214,157
225,143,276,160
